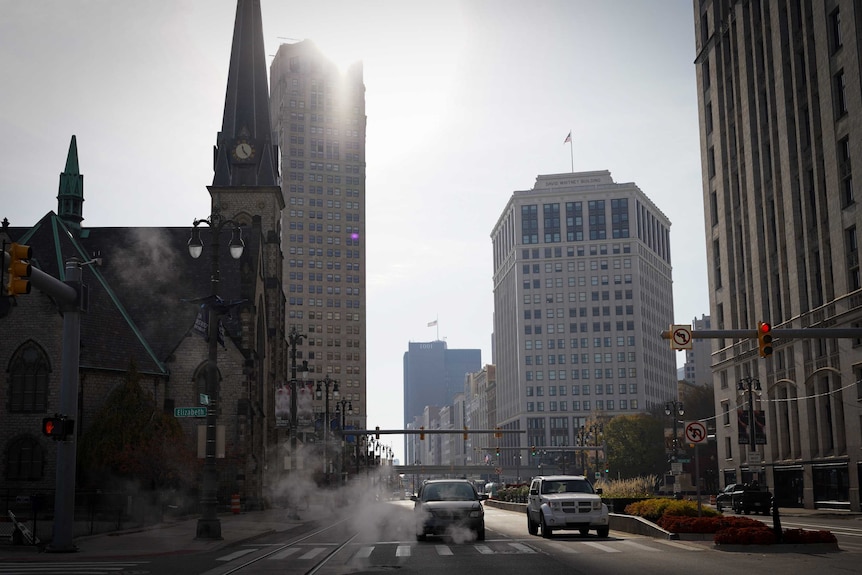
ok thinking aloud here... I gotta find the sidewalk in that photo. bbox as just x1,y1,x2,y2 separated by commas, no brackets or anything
0,507,311,560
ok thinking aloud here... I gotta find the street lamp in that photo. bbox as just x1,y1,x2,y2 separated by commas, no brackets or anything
590,424,603,479
316,375,339,484
335,399,352,482
664,400,685,463
188,209,244,541
287,327,307,519
737,376,762,482
576,426,588,476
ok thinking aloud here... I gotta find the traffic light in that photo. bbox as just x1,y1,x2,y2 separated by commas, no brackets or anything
494,427,502,439
495,447,500,457
757,321,773,357
463,426,468,440
6,243,32,295
419,426,425,441
531,445,536,456
41,415,73,440
375,426,380,440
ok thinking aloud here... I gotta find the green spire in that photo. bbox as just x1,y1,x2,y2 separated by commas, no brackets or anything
57,134,84,232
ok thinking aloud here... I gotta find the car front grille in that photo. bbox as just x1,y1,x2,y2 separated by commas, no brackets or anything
560,501,594,513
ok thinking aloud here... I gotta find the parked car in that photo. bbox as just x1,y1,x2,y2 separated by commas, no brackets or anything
412,479,486,541
731,483,772,515
525,475,609,538
715,483,772,515
715,484,738,512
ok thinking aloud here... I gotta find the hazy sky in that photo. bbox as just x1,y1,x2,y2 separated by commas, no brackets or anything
1,0,705,464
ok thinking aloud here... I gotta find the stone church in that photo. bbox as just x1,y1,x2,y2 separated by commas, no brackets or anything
0,0,286,511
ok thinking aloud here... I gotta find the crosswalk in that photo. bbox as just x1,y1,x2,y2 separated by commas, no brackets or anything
0,561,149,574
216,537,706,564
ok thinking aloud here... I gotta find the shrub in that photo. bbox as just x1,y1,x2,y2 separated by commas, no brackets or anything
657,514,763,533
595,475,658,498
714,526,777,545
624,497,719,522
782,529,837,544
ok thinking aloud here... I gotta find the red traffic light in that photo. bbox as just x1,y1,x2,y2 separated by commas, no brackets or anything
757,321,774,357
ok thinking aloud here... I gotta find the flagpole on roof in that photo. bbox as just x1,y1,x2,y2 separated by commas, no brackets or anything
568,129,574,172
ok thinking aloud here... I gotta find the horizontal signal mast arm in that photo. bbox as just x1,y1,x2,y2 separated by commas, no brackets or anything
660,328,862,339
351,429,525,435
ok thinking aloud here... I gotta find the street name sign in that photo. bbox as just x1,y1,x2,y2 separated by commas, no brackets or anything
174,407,206,418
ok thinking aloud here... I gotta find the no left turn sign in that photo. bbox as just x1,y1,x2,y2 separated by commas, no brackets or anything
684,421,707,444
670,324,693,350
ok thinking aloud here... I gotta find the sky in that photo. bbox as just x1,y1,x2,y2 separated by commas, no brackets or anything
0,0,707,465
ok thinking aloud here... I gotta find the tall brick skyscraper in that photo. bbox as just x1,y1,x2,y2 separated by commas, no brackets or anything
269,41,367,432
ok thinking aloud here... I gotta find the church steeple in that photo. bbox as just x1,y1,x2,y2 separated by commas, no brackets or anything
212,0,278,187
57,135,84,233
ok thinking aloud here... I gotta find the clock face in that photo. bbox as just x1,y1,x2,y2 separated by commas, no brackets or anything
233,141,255,160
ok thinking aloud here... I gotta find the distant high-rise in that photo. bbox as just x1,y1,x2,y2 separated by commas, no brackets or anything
683,314,713,386
403,341,482,462
490,171,676,467
269,41,367,429
694,1,862,510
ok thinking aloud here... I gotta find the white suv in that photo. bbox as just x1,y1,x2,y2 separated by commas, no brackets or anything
526,475,609,538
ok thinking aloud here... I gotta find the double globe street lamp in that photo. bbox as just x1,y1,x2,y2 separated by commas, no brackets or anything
316,375,339,484
187,208,244,540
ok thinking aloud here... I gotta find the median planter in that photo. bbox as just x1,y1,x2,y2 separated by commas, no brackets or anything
715,542,840,553
602,497,650,514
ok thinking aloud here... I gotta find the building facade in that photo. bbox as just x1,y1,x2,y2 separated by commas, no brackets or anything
402,340,482,464
695,1,862,510
269,41,368,435
490,171,677,473
683,314,714,386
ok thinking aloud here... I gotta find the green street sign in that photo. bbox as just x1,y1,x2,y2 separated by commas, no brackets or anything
174,407,207,418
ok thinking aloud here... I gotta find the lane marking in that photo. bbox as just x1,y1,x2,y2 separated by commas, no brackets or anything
217,549,258,561
269,547,301,560
395,544,411,557
617,540,660,552
581,541,621,553
435,544,453,556
299,547,326,560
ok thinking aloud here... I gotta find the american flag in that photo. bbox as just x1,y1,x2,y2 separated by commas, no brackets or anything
564,131,572,144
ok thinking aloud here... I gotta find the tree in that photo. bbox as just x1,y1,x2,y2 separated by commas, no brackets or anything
78,361,196,491
604,414,666,479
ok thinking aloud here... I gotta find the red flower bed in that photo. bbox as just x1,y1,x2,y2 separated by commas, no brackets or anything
714,526,777,545
657,515,764,533
782,528,837,544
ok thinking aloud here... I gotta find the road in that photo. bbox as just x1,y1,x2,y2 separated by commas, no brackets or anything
1,501,860,575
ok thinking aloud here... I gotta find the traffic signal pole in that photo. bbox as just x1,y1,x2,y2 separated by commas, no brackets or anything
4,251,87,552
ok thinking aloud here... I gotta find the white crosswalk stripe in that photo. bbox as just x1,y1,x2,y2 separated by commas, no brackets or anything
395,544,411,556
218,549,258,561
581,541,621,553
356,546,375,558
435,544,453,556
269,546,302,560
0,562,148,574
617,540,660,552
299,547,327,560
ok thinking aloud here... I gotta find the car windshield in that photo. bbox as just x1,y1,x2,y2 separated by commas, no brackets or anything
422,483,477,501
540,480,593,494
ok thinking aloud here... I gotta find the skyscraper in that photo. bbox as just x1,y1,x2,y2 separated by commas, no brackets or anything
695,1,862,510
403,340,482,464
490,171,676,470
269,41,367,431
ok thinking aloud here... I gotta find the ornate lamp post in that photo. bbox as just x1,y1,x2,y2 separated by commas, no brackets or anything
188,209,244,540
665,400,685,498
286,327,307,519
737,376,762,482
577,426,588,475
335,399,352,482
316,375,339,484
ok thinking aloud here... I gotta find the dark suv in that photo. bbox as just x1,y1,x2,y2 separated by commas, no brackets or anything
412,479,486,541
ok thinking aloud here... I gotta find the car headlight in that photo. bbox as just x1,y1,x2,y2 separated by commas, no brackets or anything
592,500,601,510
470,510,481,518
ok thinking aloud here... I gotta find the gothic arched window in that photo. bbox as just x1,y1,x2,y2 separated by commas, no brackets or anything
5,436,45,480
8,342,50,413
